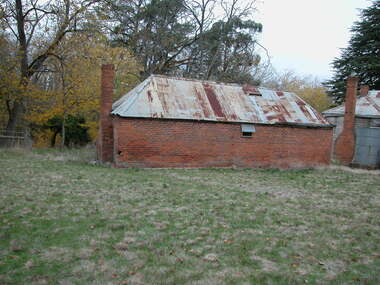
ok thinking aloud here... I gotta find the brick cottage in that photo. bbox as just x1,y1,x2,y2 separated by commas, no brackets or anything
97,64,333,168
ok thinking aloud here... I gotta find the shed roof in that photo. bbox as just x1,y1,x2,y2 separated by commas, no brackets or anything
112,75,330,127
323,90,380,119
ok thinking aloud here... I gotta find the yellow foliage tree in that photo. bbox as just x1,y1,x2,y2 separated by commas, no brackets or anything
263,70,332,112
296,86,332,112
27,33,141,147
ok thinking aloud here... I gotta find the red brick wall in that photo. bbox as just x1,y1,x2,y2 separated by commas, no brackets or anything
97,64,115,163
334,77,358,165
113,117,333,168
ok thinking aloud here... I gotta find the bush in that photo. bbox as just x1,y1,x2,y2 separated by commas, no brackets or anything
46,115,91,147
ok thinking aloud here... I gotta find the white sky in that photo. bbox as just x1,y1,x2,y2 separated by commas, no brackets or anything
256,0,371,80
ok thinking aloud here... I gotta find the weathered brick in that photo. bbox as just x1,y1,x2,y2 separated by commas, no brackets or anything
334,77,358,165
112,117,333,168
97,64,115,163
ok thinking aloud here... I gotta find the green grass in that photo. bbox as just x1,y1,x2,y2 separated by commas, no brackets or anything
0,148,380,284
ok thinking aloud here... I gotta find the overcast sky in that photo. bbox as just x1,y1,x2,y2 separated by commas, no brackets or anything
256,0,371,80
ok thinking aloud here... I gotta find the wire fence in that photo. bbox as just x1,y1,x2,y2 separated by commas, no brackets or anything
0,129,31,148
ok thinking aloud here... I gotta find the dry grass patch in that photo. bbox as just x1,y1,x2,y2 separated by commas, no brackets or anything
1,148,380,284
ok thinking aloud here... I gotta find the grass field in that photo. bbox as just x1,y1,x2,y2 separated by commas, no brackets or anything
0,148,380,284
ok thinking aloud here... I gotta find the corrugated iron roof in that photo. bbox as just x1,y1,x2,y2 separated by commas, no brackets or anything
323,90,380,119
112,75,331,127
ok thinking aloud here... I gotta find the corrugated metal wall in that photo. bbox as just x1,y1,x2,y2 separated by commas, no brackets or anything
326,117,372,143
353,127,380,168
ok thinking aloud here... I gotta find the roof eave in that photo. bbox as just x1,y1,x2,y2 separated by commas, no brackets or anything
112,114,333,128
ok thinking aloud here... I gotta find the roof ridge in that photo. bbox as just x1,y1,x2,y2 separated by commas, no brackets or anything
150,74,252,88
150,74,290,92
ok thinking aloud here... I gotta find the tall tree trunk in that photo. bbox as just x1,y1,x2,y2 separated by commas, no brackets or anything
5,101,24,132
51,130,59,147
61,72,67,149
61,114,66,149
5,0,29,136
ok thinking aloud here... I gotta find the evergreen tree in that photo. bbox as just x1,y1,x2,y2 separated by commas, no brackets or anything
184,16,262,84
326,1,380,103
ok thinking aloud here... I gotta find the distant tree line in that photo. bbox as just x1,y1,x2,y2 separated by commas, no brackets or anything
102,0,264,83
1,0,377,146
1,0,267,146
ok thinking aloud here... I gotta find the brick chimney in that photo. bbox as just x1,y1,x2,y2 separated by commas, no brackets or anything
97,64,115,163
360,85,369,97
334,76,359,165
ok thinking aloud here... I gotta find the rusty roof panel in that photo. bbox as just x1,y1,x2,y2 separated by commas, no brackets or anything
112,75,330,126
323,90,380,119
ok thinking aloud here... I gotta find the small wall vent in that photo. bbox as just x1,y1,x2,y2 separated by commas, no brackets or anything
241,124,255,137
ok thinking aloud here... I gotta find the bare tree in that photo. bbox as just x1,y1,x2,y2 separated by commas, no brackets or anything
0,0,98,135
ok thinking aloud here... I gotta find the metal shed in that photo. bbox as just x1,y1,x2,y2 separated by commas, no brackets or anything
323,90,380,168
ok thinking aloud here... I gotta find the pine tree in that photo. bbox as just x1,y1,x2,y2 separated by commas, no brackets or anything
326,1,380,103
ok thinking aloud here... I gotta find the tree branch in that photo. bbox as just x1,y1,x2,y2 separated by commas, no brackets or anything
26,0,99,77
23,7,56,19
